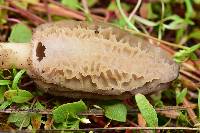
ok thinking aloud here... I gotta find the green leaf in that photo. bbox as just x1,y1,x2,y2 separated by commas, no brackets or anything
0,100,12,110
146,3,158,19
12,1,28,10
190,53,198,61
55,120,80,132
135,93,158,127
8,23,32,43
87,0,98,7
4,89,33,103
113,18,127,28
194,0,200,4
173,44,200,63
0,0,7,24
8,113,30,127
100,100,127,122
34,101,45,110
107,1,117,11
0,80,11,85
53,100,87,123
0,0,4,4
176,28,185,43
12,69,26,90
176,88,187,105
61,0,81,10
9,0,38,10
0,86,6,104
8,106,30,127
189,30,200,40
185,0,196,18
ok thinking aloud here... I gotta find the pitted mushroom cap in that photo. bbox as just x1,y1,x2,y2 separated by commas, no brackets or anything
27,20,179,98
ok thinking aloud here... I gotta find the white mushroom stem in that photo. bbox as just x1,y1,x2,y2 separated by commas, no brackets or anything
0,43,31,69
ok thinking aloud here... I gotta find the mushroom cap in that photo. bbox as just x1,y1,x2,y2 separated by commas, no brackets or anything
28,20,179,99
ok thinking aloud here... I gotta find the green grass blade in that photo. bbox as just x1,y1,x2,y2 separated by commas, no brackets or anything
12,69,26,90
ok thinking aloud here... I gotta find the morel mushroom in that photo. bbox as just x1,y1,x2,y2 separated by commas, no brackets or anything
0,20,179,99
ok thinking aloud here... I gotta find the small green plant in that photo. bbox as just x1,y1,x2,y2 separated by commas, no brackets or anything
135,93,158,127
173,44,200,63
52,100,90,129
176,88,187,105
100,100,127,122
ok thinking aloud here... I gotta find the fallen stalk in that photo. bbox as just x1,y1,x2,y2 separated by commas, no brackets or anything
0,105,196,115
2,127,200,131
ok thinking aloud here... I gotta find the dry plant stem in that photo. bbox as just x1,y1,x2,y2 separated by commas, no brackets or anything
188,91,198,99
183,98,199,125
47,0,104,20
0,43,31,69
137,113,146,127
48,0,84,15
8,1,46,25
44,115,53,130
90,8,108,16
182,63,200,76
31,3,85,20
43,0,52,22
137,113,150,133
179,75,200,90
0,6,42,24
180,69,200,82
158,110,180,119
126,120,139,127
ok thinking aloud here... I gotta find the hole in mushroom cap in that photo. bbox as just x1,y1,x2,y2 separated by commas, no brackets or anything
36,42,46,62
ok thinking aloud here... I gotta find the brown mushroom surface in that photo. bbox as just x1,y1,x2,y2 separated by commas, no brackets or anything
0,20,179,99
